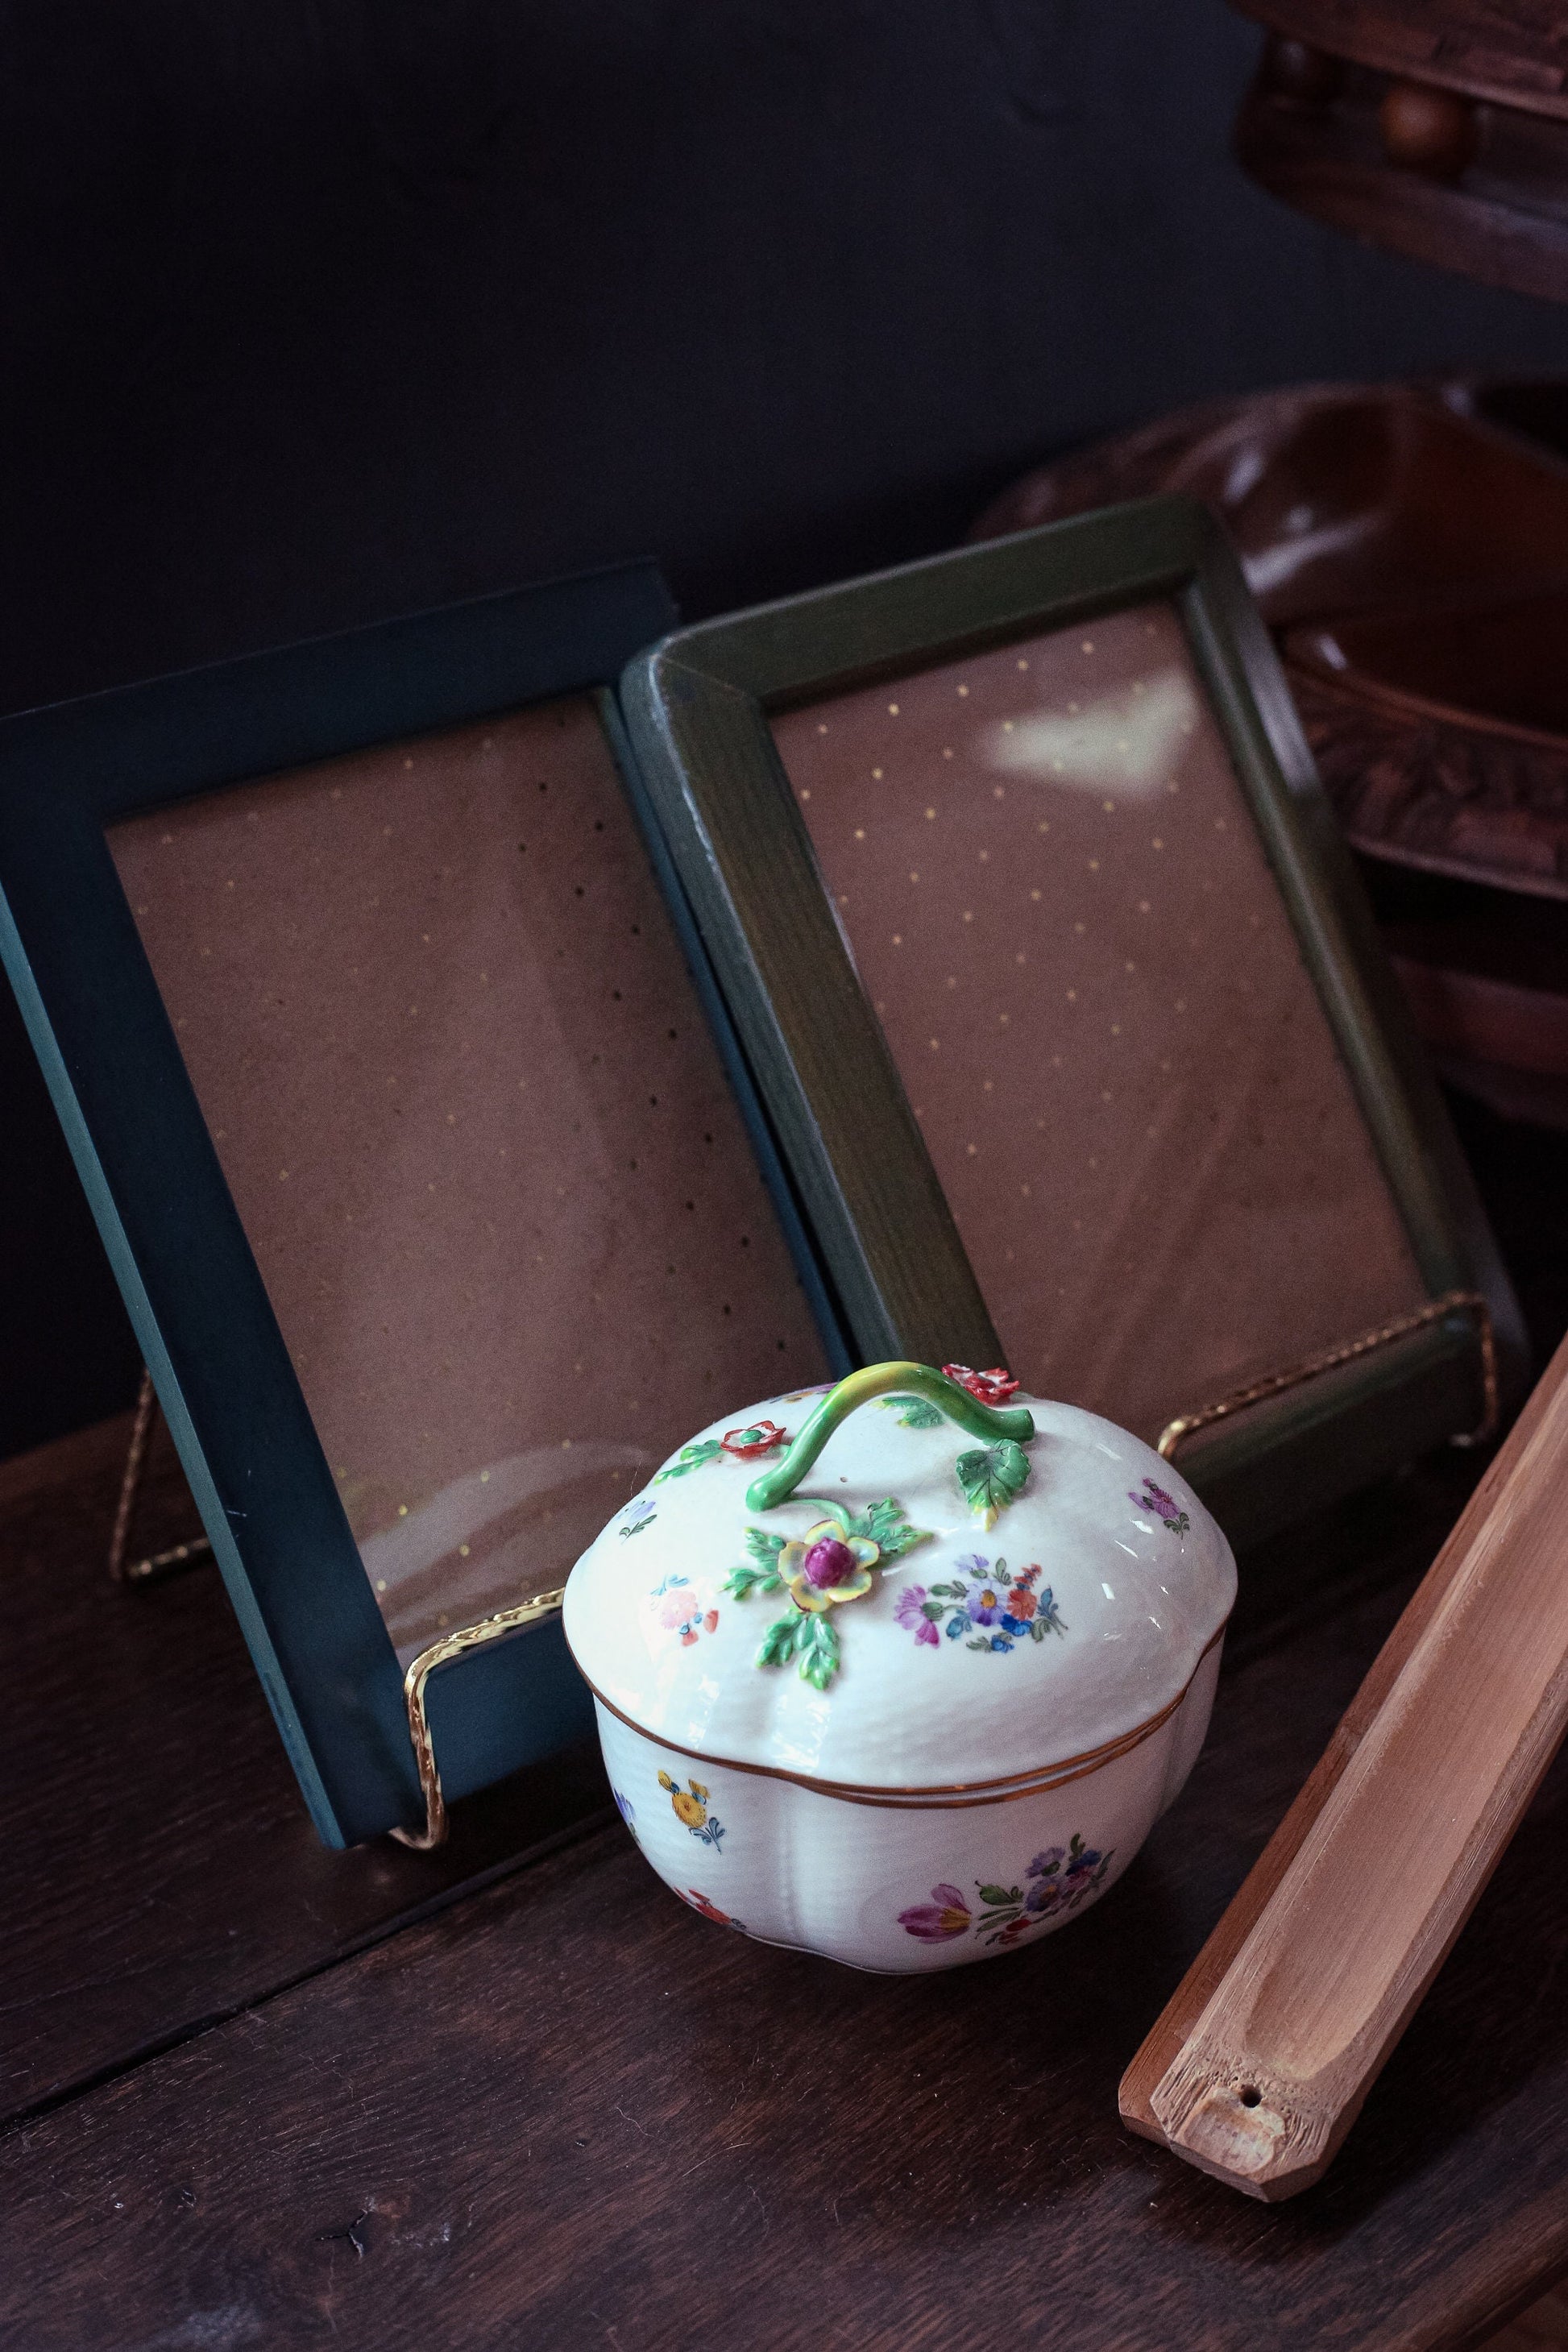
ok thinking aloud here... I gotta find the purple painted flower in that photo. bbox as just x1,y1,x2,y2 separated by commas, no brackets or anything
895,1585,940,1648
898,1883,972,1941
967,1578,1006,1626
1027,1846,1066,1879
1062,1846,1105,1889
1130,1475,1191,1536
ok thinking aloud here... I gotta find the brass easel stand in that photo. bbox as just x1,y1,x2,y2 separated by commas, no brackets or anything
107,1370,213,1587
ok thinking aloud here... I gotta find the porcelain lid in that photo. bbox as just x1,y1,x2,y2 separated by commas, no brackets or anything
562,1364,1235,1791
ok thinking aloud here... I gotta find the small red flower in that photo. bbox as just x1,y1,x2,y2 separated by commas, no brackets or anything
943,1363,1020,1406
702,1609,719,1634
721,1419,790,1458
685,1890,732,1926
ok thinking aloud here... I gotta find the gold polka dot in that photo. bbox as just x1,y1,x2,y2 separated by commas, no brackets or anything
1016,658,1029,671
458,1543,471,1558
1138,900,1151,913
1030,889,1041,901
966,1143,977,1155
1088,859,1100,872
946,976,957,989
909,870,919,883
926,807,936,819
1074,921,1085,934
1002,720,1014,733
1102,799,1115,812
1110,1023,1121,1035
871,768,883,780
1125,960,1135,973
957,685,969,698
375,1578,387,1592
929,1037,940,1051
1066,988,1077,1001
1037,820,1050,833
942,749,953,761
854,828,865,840
403,757,413,769
892,934,902,945
817,722,828,734
1152,838,1164,850
799,788,811,801
1014,951,1026,964
1081,641,1094,654
963,910,973,922
998,1011,1010,1026
397,1504,409,1517
888,703,900,716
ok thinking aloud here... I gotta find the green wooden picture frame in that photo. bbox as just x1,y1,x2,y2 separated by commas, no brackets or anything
620,496,1527,1545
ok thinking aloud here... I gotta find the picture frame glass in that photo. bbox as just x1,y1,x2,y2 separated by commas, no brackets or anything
110,691,831,1661
770,598,1429,1445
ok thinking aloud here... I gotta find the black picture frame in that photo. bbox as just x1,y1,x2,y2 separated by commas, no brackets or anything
0,565,849,1846
620,497,1528,1545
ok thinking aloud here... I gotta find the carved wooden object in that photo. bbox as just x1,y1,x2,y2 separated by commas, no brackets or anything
1122,1325,1568,2198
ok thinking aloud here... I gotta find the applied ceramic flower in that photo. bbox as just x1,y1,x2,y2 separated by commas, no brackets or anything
564,1361,1235,1972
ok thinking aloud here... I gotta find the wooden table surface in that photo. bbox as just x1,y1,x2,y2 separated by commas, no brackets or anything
5,1404,1568,2349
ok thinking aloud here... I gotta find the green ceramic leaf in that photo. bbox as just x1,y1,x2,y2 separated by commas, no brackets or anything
745,1527,786,1565
853,1497,931,1560
956,1440,1030,1527
654,1438,726,1484
799,1615,841,1691
757,1614,801,1668
724,1562,782,1600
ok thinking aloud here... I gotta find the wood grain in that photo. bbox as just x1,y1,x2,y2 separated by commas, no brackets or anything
1144,1328,1568,2196
0,1411,610,2126
5,1578,1568,2350
8,1419,1568,2345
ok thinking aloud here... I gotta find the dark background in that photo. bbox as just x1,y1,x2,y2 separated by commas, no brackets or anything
6,0,1568,1461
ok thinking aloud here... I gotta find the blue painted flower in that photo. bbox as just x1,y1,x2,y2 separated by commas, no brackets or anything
944,1614,967,1640
987,1633,1013,1653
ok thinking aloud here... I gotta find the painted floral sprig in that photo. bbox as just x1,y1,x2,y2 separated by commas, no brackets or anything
724,1495,930,1690
895,1553,1066,1652
1130,1474,1190,1537
898,1833,1113,1949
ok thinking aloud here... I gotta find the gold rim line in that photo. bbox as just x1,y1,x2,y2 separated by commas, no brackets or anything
390,1588,567,1850
571,1617,1229,1811
1156,1288,1498,1464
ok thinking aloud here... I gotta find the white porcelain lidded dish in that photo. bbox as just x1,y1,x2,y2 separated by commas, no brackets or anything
562,1362,1235,1971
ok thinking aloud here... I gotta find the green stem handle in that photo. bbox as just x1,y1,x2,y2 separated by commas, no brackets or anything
746,1361,1035,1512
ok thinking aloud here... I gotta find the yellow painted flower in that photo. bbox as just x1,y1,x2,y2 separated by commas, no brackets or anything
660,1768,710,1829
779,1520,880,1616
